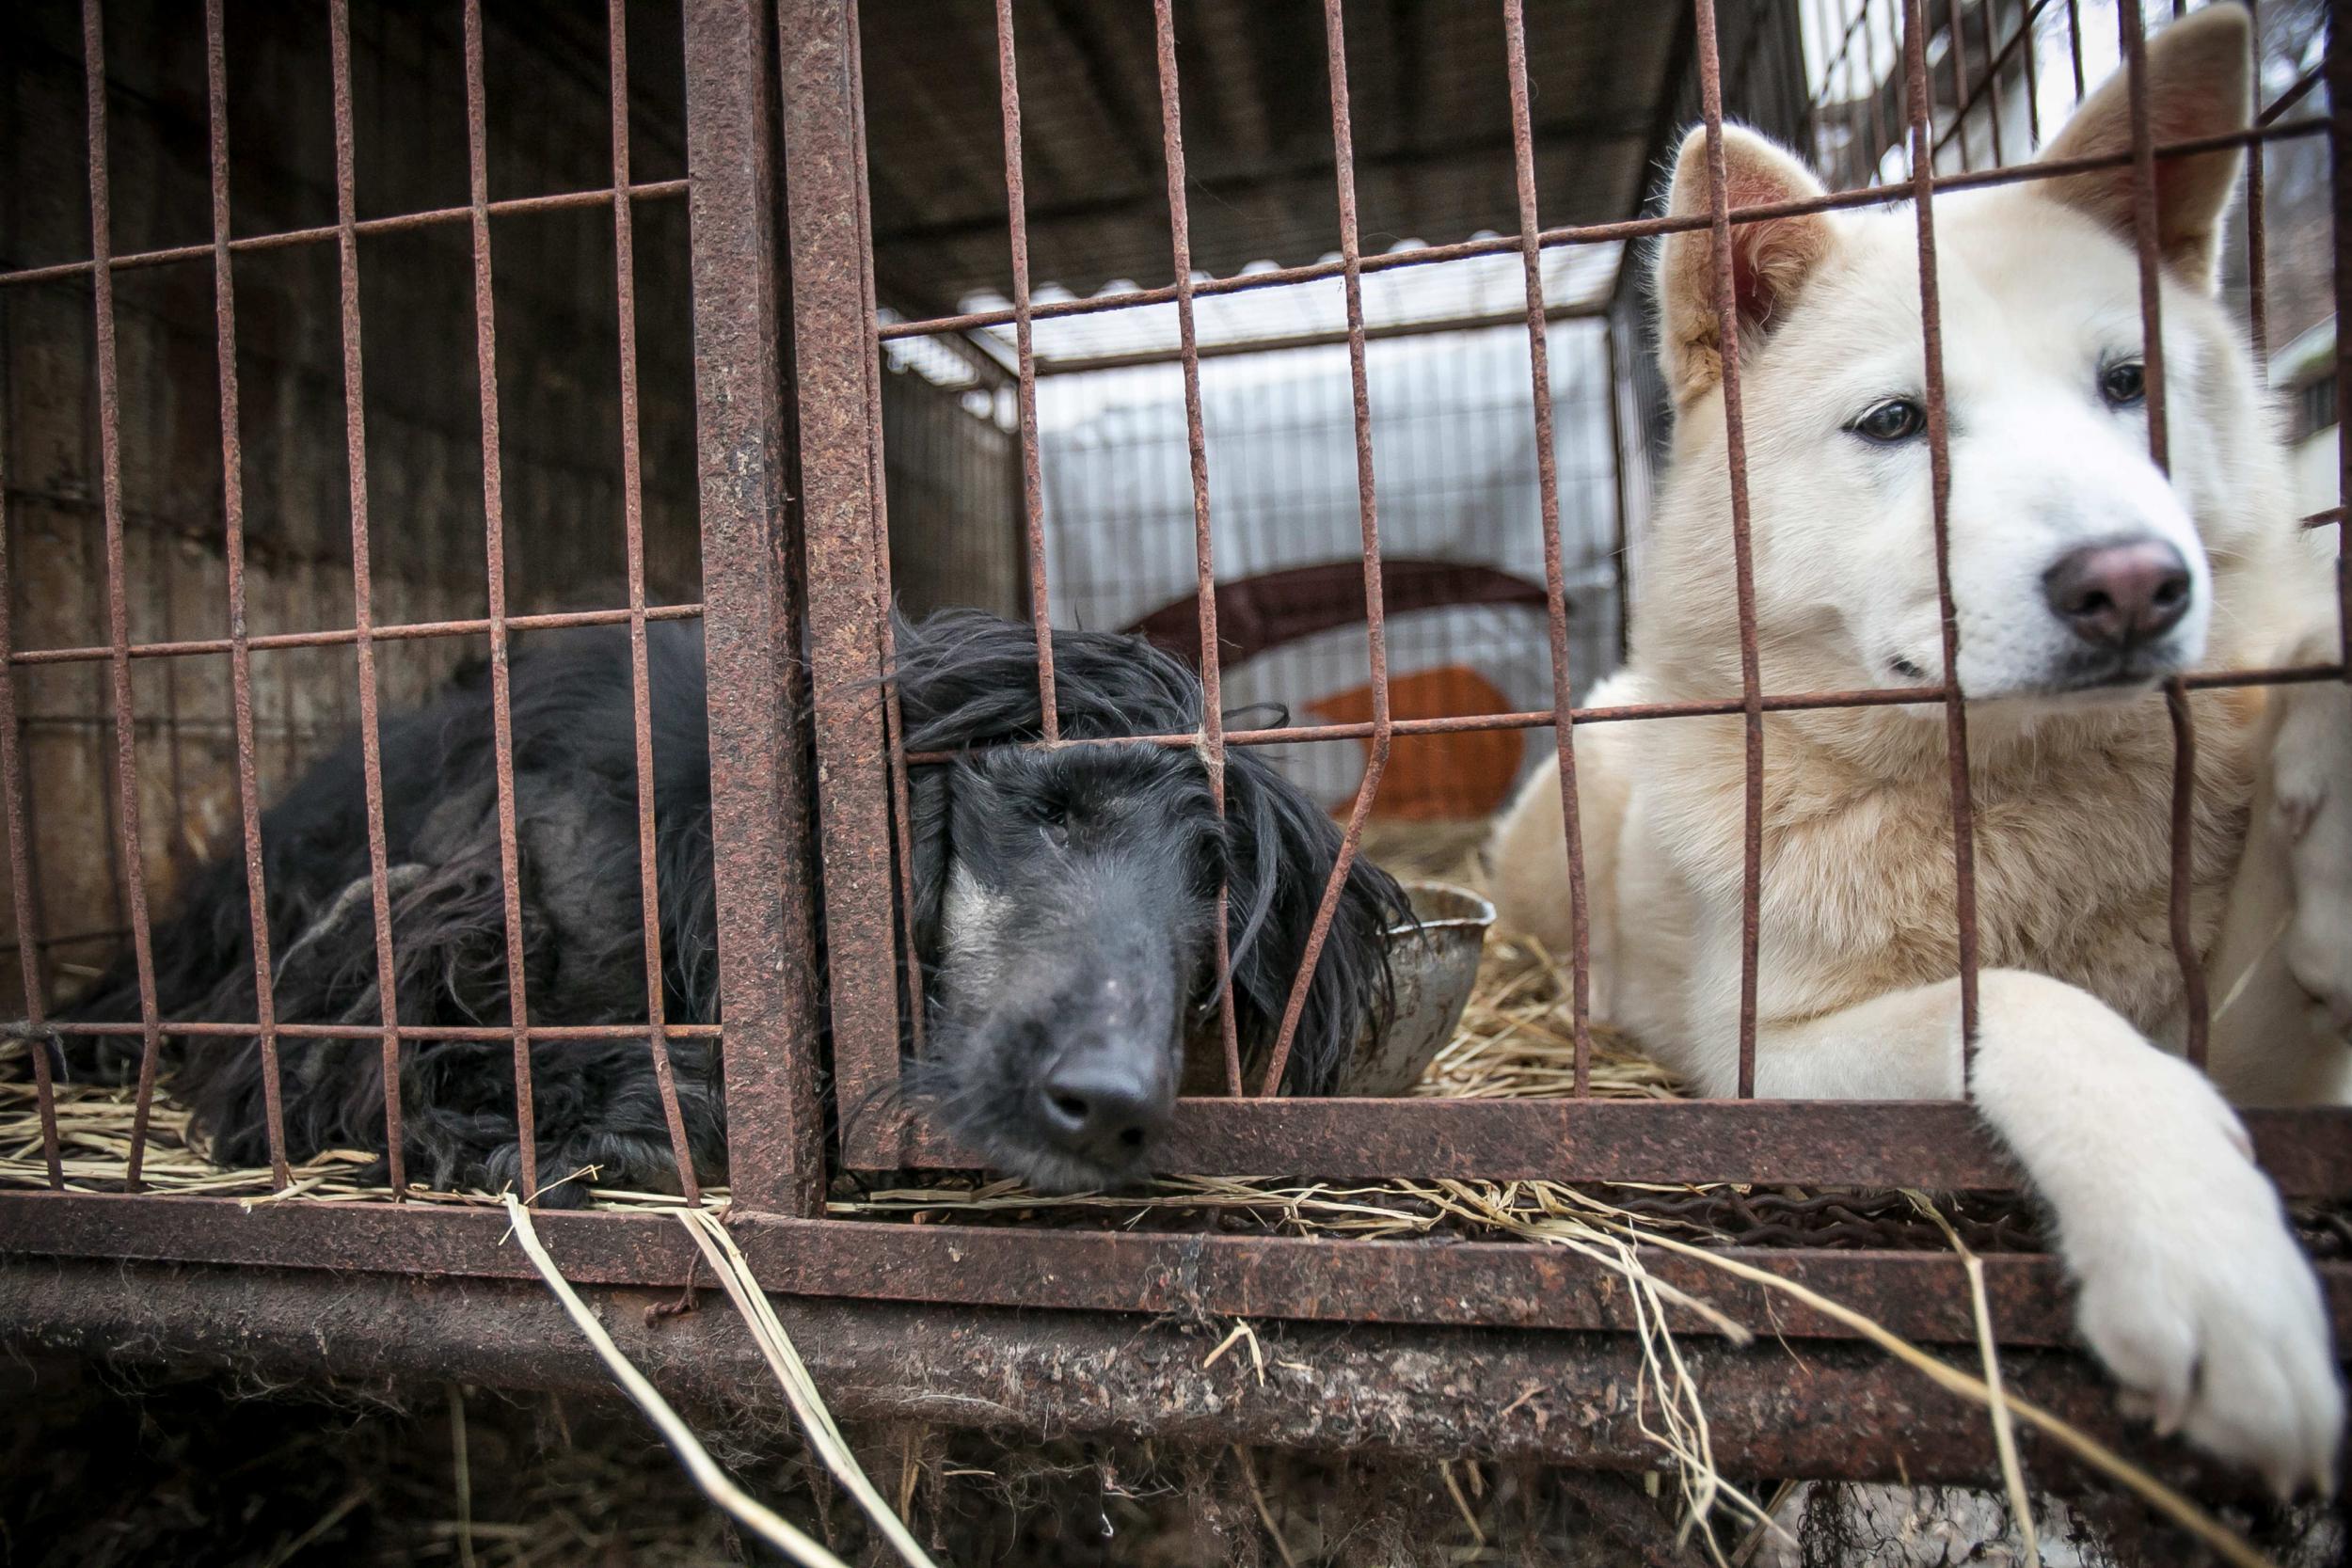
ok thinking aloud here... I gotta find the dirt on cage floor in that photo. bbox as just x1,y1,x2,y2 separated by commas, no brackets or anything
0,1361,1713,1568
6,1361,2344,1568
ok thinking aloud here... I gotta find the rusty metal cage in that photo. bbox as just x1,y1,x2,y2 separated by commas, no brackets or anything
6,0,2352,1506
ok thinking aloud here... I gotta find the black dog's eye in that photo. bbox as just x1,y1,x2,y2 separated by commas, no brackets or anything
1849,398,1926,444
1034,798,1070,838
2101,358,2146,408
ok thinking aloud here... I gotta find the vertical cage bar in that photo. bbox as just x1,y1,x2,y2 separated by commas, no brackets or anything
461,0,542,1198
0,406,62,1190
776,0,905,1168
207,0,290,1189
1865,0,1893,182
2333,0,2352,685
1977,0,2007,166
683,0,828,1215
843,0,926,1063
1504,0,1593,1096
1899,0,1982,1062
1258,0,1393,1099
1691,0,1770,1100
994,0,1057,741
2120,5,2171,477
2246,0,2267,361
2065,0,2087,100
610,0,701,1202
328,0,409,1196
1147,0,1244,1094
80,0,170,1188
1604,322,1633,667
1947,3,1973,171
2117,4,2209,1069
2021,0,2044,148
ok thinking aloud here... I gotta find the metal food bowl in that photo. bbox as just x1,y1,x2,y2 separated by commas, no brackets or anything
1340,879,1496,1097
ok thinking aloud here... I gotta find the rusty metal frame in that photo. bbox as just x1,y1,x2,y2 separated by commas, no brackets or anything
807,0,2352,1200
5,4,2352,1480
13,1255,2316,1498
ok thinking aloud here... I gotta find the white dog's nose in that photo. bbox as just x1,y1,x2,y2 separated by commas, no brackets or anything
2042,538,2193,649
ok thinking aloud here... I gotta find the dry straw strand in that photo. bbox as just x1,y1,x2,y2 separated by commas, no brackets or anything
1906,1189,2042,1568
676,1207,942,1568
499,1194,850,1568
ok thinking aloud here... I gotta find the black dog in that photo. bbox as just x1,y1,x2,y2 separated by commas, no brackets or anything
57,610,1406,1199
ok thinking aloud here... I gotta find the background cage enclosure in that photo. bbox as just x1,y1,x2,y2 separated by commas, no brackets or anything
6,0,2352,1505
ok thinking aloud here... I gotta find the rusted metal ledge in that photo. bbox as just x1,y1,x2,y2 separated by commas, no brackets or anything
1,1257,2328,1500
866,1099,2352,1198
6,1194,2349,1352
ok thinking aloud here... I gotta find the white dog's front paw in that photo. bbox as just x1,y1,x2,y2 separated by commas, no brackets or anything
2062,1080,2343,1496
2274,678,2352,1036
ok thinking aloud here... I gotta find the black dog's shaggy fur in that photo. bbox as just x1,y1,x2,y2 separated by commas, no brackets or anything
56,609,1406,1199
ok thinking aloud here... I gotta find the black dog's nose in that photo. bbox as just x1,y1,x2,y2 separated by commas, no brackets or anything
1038,1053,1167,1163
2042,538,2192,648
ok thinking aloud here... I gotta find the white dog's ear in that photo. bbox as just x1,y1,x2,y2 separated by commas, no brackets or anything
2036,2,2251,291
1655,124,1835,406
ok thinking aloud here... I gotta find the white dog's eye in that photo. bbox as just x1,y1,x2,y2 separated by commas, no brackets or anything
1848,398,1926,444
2101,359,2146,407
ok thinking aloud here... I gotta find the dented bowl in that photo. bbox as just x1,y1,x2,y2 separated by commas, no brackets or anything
1340,879,1495,1097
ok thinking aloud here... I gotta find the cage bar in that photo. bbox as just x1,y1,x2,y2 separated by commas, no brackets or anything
993,0,1057,742
1894,0,1984,1069
1690,0,1772,1101
459,0,544,1200
205,0,290,1189
1146,0,1244,1092
0,186,691,293
79,0,171,1189
607,0,700,1203
776,0,904,1174
13,603,705,668
843,0,927,1067
678,0,828,1216
0,395,62,1192
873,115,2327,346
1253,0,1395,1099
1503,0,1595,1096
326,0,411,1197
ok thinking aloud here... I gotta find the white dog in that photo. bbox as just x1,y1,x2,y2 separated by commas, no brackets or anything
1489,3,2344,1494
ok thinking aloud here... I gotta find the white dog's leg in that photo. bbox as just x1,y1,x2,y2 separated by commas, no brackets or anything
2272,670,2352,1043
1750,970,2342,1496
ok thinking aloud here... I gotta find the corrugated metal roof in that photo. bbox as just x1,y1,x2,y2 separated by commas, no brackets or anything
859,0,1693,314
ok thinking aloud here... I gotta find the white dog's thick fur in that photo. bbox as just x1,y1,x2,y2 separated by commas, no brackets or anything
1490,4,2344,1494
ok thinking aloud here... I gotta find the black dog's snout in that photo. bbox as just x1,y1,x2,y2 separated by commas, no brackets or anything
2042,537,2192,649
1036,1051,1169,1164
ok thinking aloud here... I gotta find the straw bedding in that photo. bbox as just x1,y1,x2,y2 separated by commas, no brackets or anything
9,817,2347,1269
